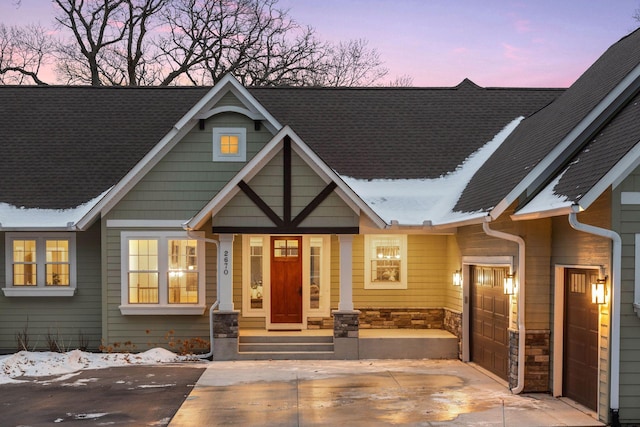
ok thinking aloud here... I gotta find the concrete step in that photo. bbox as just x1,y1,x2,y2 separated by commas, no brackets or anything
239,335,333,344
238,334,334,355
234,351,336,361
239,342,334,352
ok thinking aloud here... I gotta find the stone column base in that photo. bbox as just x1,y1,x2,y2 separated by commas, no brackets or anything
212,311,239,361
333,310,360,360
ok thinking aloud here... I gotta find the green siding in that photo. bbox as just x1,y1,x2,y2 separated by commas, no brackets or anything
614,168,640,423
103,109,272,350
111,112,273,221
0,222,103,352
217,90,247,108
103,220,219,352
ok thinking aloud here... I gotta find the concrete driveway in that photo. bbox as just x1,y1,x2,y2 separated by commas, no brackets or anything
169,359,603,426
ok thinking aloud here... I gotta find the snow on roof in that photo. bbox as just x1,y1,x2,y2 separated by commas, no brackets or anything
0,189,110,229
339,117,524,226
513,169,573,216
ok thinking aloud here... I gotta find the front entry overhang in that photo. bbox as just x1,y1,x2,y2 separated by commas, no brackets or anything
184,126,386,233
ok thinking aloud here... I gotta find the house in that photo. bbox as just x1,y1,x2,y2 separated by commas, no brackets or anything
2,28,640,426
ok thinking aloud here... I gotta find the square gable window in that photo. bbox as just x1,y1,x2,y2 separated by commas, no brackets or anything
213,127,246,162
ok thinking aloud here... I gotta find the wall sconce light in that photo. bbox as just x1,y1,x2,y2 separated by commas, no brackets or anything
591,277,607,305
503,273,516,295
452,270,462,287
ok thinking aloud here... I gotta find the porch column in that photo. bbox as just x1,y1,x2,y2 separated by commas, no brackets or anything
338,234,354,311
218,234,235,311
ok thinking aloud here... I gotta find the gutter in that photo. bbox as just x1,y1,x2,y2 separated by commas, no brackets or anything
568,205,621,425
482,217,526,394
184,227,220,360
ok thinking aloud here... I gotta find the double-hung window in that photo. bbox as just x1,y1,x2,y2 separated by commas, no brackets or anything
120,231,205,315
364,235,408,289
3,232,77,297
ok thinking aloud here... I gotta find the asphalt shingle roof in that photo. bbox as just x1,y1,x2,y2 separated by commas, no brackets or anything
546,90,640,204
0,81,561,213
0,86,209,209
456,29,640,214
249,81,561,180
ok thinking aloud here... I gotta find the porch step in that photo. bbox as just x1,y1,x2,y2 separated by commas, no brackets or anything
238,334,334,358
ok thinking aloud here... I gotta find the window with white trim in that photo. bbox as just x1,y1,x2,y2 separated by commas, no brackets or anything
212,127,246,162
120,231,205,315
3,232,77,297
364,235,408,289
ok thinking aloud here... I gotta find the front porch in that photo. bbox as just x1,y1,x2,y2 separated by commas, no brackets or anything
214,327,459,361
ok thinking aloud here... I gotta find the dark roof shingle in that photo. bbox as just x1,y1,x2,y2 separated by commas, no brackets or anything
250,84,561,180
456,28,640,213
0,86,209,209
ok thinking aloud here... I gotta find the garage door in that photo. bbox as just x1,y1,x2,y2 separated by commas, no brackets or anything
471,265,510,380
563,268,599,410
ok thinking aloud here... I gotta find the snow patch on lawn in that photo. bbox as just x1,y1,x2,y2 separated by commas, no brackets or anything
0,348,181,384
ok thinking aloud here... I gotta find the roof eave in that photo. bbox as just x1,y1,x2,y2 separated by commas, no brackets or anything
76,75,282,231
491,62,640,221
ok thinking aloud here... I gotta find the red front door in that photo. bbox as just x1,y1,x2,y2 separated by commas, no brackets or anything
270,237,303,324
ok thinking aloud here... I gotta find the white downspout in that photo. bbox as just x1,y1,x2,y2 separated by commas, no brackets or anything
482,217,526,394
185,228,220,360
569,205,621,422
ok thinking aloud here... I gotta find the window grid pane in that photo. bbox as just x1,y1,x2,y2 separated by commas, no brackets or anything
310,238,322,309
168,240,198,304
220,135,239,154
13,240,36,286
46,240,70,286
249,237,263,309
371,237,401,282
128,240,159,303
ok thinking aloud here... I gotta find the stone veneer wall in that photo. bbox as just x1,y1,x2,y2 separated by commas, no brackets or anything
508,329,550,392
358,308,444,329
444,309,462,358
509,330,519,389
525,330,550,392
309,308,446,330
308,317,334,329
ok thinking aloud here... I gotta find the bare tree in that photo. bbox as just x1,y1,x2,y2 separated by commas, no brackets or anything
54,0,128,85
314,39,388,87
386,74,414,87
0,23,53,85
3,0,407,87
151,0,326,86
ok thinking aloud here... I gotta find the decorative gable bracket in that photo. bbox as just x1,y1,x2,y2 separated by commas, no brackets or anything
212,136,358,235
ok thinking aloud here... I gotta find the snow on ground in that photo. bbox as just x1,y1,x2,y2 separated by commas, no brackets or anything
0,348,184,384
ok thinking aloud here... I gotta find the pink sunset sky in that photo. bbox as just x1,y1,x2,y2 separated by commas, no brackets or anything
2,0,639,88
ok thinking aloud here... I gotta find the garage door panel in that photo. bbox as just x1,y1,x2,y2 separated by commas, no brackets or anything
563,268,598,410
471,265,510,381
